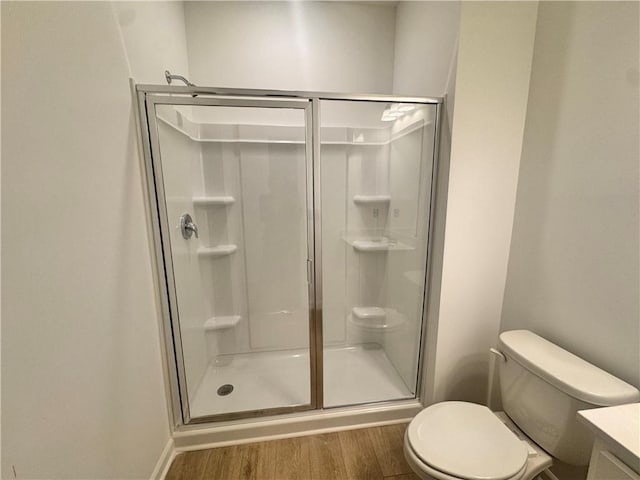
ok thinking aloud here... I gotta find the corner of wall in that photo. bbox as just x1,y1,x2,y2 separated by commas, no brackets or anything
149,438,176,480
391,1,461,96
431,1,538,404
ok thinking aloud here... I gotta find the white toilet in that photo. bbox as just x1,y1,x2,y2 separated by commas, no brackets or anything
404,330,640,480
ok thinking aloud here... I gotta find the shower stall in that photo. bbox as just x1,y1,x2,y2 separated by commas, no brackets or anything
137,84,441,425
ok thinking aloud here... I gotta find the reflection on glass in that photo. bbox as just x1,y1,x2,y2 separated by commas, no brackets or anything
320,100,436,407
155,104,310,418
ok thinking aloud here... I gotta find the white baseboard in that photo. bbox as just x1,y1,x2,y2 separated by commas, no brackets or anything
149,438,176,480
173,400,422,452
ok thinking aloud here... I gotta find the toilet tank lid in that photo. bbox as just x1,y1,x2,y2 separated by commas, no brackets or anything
498,330,640,407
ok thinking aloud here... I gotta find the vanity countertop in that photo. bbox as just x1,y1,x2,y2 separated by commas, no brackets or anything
578,403,640,471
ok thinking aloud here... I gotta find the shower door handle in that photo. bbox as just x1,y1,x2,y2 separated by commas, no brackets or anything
180,213,199,239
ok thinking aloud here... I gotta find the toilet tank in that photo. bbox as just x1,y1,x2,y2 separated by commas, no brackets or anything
498,330,640,466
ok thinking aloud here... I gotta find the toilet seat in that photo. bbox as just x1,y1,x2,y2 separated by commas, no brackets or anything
406,402,529,480
405,433,528,480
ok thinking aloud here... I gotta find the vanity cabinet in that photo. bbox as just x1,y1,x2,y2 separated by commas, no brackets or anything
586,439,639,480
578,403,640,480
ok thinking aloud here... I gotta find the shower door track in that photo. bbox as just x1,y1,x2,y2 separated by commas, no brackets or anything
136,84,443,104
135,83,443,428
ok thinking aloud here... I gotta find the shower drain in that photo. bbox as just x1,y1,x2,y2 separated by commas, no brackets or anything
217,384,234,396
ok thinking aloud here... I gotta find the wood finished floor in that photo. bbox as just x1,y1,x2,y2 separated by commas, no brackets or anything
166,423,420,480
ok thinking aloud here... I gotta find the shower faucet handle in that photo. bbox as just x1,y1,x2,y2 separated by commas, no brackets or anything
180,213,199,239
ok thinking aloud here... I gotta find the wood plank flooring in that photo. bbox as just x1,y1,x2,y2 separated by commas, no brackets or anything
166,423,420,480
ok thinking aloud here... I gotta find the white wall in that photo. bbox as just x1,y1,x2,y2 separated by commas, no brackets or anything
430,2,539,404
392,1,460,96
1,1,191,477
113,1,190,84
183,1,396,93
501,2,640,387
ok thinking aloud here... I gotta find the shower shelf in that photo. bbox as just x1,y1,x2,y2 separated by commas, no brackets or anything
352,306,386,321
203,315,241,331
197,245,237,257
321,141,388,146
353,195,391,205
349,307,405,331
203,139,305,145
193,196,235,206
346,237,414,252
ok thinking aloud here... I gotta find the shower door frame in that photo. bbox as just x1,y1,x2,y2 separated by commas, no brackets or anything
136,84,443,428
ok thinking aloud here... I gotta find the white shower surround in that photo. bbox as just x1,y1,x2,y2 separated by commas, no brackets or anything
190,345,412,418
154,101,435,418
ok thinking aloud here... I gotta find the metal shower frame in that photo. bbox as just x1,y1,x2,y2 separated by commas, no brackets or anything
135,83,443,427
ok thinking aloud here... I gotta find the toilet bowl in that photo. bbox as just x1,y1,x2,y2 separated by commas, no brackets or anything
404,402,552,480
404,330,640,480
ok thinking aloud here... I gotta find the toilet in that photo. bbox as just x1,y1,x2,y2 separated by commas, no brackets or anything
404,330,640,480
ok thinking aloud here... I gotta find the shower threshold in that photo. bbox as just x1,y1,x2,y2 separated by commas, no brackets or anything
190,343,413,419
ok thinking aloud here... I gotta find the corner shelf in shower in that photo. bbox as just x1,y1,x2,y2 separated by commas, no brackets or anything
349,307,405,331
197,245,237,257
352,306,386,321
203,315,241,331
353,195,391,205
345,237,414,252
204,139,305,145
193,196,235,206
321,140,388,146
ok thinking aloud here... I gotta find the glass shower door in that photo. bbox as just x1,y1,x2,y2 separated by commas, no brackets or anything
146,96,315,422
319,99,437,407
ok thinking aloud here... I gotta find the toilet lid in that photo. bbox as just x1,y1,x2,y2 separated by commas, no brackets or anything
407,402,528,480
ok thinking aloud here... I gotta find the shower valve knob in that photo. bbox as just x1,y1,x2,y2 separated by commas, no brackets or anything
180,213,199,239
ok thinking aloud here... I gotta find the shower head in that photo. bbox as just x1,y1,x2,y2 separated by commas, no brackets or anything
164,70,195,87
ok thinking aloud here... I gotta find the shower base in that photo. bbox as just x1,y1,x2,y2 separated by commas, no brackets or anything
190,344,413,419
